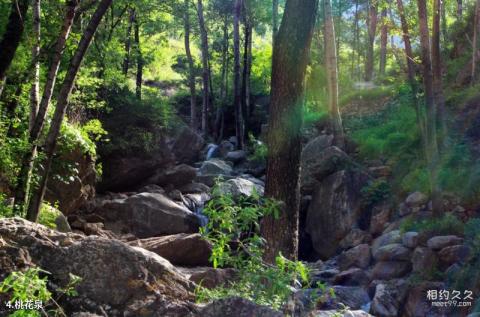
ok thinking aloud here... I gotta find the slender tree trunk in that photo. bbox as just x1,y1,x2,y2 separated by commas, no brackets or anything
432,0,446,148
0,0,30,81
365,0,378,81
351,0,359,77
471,0,480,84
262,0,318,263
233,0,244,149
135,18,143,100
122,7,135,75
379,8,388,77
396,0,425,138
417,0,442,217
26,0,113,222
13,0,79,215
197,0,210,135
272,0,279,43
184,0,197,130
241,18,252,141
324,0,345,148
29,0,41,131
457,0,463,18
215,15,229,141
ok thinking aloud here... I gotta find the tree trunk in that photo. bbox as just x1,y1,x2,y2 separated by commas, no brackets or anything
122,7,135,75
0,0,30,81
323,0,345,148
457,0,463,18
233,0,244,149
379,8,388,77
351,0,359,78
365,0,378,81
471,0,480,84
29,0,41,132
184,0,197,130
26,0,113,222
272,0,279,43
396,0,425,138
13,0,79,215
416,0,442,217
215,14,229,141
197,0,210,136
261,0,318,263
135,18,142,100
241,17,252,142
432,0,446,148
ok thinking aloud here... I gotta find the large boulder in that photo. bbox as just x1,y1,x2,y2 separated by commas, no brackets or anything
412,246,438,273
95,193,200,238
217,178,264,198
178,267,237,289
371,230,402,258
427,235,464,250
128,233,212,266
172,126,206,164
301,145,351,193
370,279,408,317
46,147,96,215
199,297,282,317
372,261,411,280
0,218,195,316
373,243,412,262
198,159,233,176
337,244,371,270
146,164,197,188
306,170,369,259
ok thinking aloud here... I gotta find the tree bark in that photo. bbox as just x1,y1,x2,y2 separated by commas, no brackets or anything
135,18,143,100
184,0,197,130
233,0,244,149
379,8,388,77
29,0,41,131
262,0,318,263
122,7,135,75
432,0,446,147
197,0,210,136
0,0,30,80
323,0,345,148
457,0,463,18
13,0,79,215
241,15,252,142
215,14,229,141
351,0,360,78
365,0,378,81
26,0,113,222
471,0,480,84
417,0,442,217
272,0,279,43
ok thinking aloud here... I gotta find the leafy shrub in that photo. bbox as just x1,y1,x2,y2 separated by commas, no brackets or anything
0,194,13,218
361,179,390,206
196,185,309,310
248,133,268,165
37,203,62,230
399,213,464,236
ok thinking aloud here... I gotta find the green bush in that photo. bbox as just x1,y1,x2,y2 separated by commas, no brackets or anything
361,179,391,206
399,213,464,236
196,185,309,310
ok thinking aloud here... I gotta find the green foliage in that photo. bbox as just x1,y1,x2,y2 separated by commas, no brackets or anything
399,213,464,236
361,179,390,206
196,185,309,310
37,202,62,230
0,193,13,218
0,268,82,317
247,133,267,165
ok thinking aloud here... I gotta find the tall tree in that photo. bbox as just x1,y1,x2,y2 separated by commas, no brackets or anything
379,7,388,77
457,0,463,18
197,0,210,135
323,0,345,147
0,0,30,84
262,0,318,263
233,0,244,149
416,0,442,216
184,0,197,130
13,0,79,215
26,0,113,221
272,0,279,42
123,7,136,75
134,17,143,100
241,2,252,142
432,0,446,145
365,0,378,81
471,0,480,84
29,0,41,131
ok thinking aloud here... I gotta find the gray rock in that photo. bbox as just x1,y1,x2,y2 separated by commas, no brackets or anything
339,229,372,250
337,244,371,270
412,246,438,273
225,150,247,164
178,182,211,194
332,286,371,310
372,261,411,280
405,192,428,207
199,297,282,317
55,213,72,233
402,232,419,249
217,178,264,197
198,159,233,176
306,170,369,259
427,235,463,250
311,310,372,317
96,192,200,238
370,279,408,317
177,266,237,289
128,233,212,266
173,126,206,164
333,268,370,286
373,243,411,262
438,245,471,265
147,164,197,187
371,230,402,258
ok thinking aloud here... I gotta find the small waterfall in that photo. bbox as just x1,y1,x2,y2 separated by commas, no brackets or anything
206,144,219,160
183,193,209,227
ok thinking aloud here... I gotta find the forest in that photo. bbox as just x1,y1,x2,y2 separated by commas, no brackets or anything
0,0,480,316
